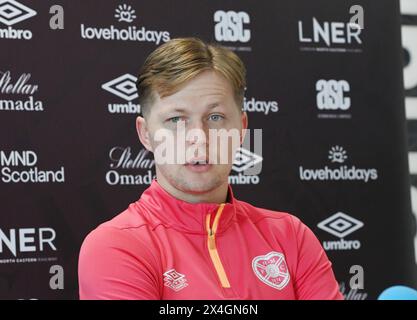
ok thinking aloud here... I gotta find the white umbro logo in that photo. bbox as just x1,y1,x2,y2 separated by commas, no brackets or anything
163,269,188,292
317,212,364,238
232,147,263,173
102,74,138,101
0,0,36,26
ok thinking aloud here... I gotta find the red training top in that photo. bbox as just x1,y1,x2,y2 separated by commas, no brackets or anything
79,179,343,300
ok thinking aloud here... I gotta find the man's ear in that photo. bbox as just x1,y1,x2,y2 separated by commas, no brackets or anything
240,111,248,145
136,116,153,152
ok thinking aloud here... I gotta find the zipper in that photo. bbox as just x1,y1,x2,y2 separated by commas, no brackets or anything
205,203,231,288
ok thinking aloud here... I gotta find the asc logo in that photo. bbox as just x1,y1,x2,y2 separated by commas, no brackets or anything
316,79,351,110
214,10,251,43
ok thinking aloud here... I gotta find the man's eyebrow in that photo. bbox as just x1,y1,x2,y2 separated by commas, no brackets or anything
162,107,186,114
172,108,186,113
207,102,220,109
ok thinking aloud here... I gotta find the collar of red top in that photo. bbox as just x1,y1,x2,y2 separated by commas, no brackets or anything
136,179,238,235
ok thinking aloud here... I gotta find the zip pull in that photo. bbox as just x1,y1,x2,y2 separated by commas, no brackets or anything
206,203,225,238
206,213,216,249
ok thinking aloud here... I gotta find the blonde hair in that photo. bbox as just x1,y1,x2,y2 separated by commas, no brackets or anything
136,37,246,117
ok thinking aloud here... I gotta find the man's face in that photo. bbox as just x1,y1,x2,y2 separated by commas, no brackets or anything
136,70,247,196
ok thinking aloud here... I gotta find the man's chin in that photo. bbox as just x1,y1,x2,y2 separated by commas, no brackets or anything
172,174,224,195
177,180,218,194
157,165,230,196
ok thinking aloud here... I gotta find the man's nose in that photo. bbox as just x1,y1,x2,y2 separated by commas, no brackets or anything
185,119,208,145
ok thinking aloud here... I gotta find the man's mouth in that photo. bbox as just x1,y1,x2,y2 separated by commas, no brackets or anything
187,159,208,165
184,158,212,172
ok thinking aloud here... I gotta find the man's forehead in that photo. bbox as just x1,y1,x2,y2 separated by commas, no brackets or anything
154,99,225,115
155,89,229,110
147,71,236,116
166,71,231,95
167,84,229,100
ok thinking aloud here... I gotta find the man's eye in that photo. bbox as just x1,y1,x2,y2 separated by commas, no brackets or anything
209,114,224,121
168,116,182,123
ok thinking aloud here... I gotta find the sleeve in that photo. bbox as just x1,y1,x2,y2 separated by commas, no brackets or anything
291,216,344,300
78,226,161,300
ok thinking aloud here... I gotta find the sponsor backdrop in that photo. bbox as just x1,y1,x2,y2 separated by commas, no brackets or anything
402,0,417,278
0,0,416,299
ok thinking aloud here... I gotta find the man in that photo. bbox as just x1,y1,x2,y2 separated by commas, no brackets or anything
78,37,343,300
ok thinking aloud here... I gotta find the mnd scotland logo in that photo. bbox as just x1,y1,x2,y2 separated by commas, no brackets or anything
0,150,65,183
